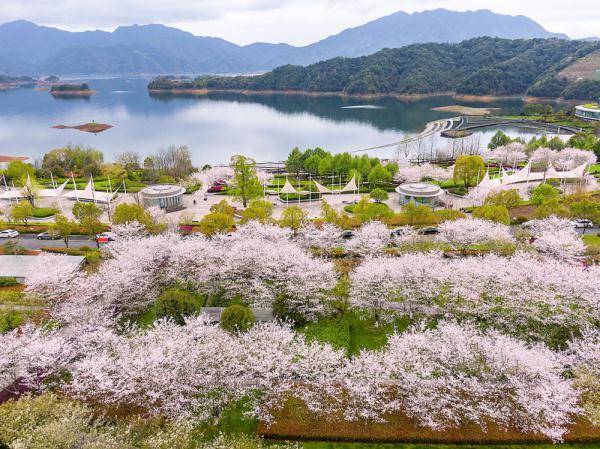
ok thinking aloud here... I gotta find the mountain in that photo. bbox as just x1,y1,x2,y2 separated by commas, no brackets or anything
154,38,600,101
0,9,567,76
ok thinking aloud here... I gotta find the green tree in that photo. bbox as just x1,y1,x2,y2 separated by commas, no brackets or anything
198,212,234,237
112,203,164,234
285,147,304,179
320,199,339,223
472,204,510,224
384,162,399,177
240,199,273,223
9,200,33,226
220,304,255,333
303,154,321,174
353,197,393,222
530,183,560,206
570,200,600,223
400,202,437,226
535,198,569,219
229,155,263,208
154,288,200,325
280,205,307,230
488,130,512,149
72,202,104,247
210,199,235,216
3,161,34,183
453,155,485,188
484,189,522,209
369,188,389,203
50,214,78,248
367,164,392,185
317,155,333,176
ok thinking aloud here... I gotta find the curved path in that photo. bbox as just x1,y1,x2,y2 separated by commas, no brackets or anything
350,117,458,153
350,115,579,154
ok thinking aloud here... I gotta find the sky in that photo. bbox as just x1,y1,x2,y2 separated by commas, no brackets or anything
1,0,599,45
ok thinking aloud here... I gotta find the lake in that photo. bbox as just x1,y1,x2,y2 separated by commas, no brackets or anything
0,77,543,165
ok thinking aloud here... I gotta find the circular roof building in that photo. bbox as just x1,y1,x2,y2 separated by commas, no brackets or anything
396,182,444,206
140,184,186,211
575,103,600,121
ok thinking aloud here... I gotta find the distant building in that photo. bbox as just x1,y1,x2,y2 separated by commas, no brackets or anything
0,155,29,170
140,184,186,211
575,103,600,121
396,182,444,206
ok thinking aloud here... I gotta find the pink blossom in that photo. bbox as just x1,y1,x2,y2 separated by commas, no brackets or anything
530,217,585,260
437,218,514,247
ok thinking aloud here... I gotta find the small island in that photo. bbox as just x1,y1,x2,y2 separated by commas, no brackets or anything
50,83,96,97
0,75,35,90
51,122,112,133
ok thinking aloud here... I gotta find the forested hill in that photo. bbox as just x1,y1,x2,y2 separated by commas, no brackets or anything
149,38,600,100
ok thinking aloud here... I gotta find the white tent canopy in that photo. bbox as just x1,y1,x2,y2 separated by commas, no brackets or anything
279,179,299,195
478,162,590,188
63,178,117,204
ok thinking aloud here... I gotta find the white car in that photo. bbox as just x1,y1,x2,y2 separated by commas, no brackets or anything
569,219,593,229
0,229,19,238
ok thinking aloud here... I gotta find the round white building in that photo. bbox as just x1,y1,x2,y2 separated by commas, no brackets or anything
396,182,444,206
140,184,186,211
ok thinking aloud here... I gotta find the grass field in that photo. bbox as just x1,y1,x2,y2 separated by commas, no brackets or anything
296,444,600,449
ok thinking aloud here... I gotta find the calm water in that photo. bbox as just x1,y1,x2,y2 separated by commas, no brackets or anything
0,77,541,165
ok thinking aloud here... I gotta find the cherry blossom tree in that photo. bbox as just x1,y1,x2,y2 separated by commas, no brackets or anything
297,222,343,251
340,322,579,441
346,221,391,255
350,252,600,340
437,218,514,248
396,163,453,183
529,216,586,260
554,148,597,171
25,253,87,303
488,142,528,166
530,147,558,171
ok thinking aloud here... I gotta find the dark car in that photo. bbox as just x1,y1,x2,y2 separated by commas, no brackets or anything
339,230,355,240
417,226,439,235
36,231,60,240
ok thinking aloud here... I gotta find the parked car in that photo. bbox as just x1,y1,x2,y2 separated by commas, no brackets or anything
417,226,439,235
36,231,60,240
390,228,408,238
95,232,116,242
339,230,355,240
0,229,19,239
569,219,593,229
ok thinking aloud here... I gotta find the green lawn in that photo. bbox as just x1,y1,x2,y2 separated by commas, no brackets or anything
302,311,412,355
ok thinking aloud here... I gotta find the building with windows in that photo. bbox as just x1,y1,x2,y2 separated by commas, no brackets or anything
396,182,444,206
140,184,185,211
575,103,600,121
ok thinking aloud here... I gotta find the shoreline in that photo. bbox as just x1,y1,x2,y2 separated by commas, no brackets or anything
148,88,583,104
50,90,96,97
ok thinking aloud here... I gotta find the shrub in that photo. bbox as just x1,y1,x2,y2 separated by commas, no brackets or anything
220,304,255,333
369,188,389,202
434,209,466,222
0,309,26,333
535,198,569,219
472,205,510,224
0,277,19,287
153,288,201,325
240,199,273,224
485,189,522,209
199,212,235,236
530,183,560,206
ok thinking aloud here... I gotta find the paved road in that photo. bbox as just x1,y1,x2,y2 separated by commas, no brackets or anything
1,234,98,250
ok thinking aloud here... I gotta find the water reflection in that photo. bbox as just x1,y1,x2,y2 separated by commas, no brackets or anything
0,78,539,165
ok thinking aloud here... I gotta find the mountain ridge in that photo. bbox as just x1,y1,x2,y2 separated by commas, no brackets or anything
0,9,568,75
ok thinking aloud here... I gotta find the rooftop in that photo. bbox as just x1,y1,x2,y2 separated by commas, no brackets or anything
140,184,185,197
579,103,600,111
0,255,84,280
396,182,443,197
0,155,29,163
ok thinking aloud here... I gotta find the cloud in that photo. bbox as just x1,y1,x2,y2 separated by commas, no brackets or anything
0,0,597,44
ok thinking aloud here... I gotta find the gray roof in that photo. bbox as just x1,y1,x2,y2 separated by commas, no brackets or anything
0,255,84,279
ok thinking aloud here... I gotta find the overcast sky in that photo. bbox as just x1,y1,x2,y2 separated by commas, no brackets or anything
2,0,598,45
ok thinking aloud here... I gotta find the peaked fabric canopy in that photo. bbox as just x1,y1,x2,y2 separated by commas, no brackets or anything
279,179,299,195
313,180,332,194
341,175,358,192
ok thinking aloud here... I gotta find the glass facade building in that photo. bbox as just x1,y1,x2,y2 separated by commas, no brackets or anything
396,182,444,206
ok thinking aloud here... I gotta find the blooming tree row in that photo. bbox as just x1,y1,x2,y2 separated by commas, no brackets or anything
0,319,581,440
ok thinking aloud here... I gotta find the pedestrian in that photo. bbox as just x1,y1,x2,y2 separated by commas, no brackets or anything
193,199,197,205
